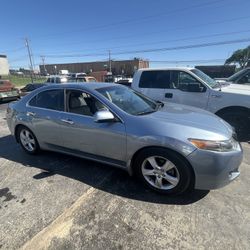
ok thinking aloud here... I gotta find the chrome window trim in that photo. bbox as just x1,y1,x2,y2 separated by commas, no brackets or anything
26,87,124,124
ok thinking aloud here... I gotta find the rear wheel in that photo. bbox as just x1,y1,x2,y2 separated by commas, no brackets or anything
17,126,40,154
133,148,193,195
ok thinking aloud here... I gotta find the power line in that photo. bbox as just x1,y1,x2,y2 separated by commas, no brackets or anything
9,56,28,63
37,28,250,56
41,37,250,58
32,0,228,40
0,47,26,54
36,15,250,48
150,59,225,63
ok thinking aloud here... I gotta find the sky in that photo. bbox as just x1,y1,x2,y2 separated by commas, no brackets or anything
1,0,250,70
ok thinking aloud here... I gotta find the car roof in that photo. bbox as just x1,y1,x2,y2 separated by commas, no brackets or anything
43,82,116,91
137,67,195,71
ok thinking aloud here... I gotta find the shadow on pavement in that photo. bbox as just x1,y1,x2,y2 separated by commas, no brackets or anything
0,135,209,205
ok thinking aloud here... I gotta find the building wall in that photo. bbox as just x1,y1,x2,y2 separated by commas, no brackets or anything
0,55,9,76
40,59,149,76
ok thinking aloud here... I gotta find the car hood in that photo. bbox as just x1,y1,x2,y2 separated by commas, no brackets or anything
144,103,233,139
220,83,250,95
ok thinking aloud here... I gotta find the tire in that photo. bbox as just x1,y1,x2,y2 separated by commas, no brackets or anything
218,110,250,141
133,148,193,195
17,126,40,155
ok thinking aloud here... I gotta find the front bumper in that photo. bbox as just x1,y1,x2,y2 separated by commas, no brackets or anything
187,144,243,190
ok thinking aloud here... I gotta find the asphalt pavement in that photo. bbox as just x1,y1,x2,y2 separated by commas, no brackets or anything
0,102,250,250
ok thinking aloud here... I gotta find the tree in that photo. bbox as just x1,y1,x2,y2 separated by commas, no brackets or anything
225,45,250,68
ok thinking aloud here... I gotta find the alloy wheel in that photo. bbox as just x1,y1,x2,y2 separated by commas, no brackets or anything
141,156,180,190
20,129,36,152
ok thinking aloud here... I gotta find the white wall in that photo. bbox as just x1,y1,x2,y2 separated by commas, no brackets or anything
0,56,9,75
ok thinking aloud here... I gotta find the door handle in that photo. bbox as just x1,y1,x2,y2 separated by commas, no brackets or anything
27,111,36,117
60,119,74,125
165,93,173,98
211,94,222,98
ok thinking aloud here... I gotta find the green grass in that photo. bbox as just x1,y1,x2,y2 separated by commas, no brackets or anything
2,75,46,87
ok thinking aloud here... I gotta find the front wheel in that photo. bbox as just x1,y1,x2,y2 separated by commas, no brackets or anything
133,148,193,195
17,126,40,154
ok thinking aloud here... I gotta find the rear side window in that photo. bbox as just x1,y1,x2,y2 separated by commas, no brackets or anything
139,71,171,89
29,89,64,111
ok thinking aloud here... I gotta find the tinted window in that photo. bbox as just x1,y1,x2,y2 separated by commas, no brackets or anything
172,71,205,92
67,90,106,116
29,90,64,111
139,71,171,89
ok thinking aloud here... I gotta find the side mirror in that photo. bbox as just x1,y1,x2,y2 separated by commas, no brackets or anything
94,110,115,123
187,82,203,92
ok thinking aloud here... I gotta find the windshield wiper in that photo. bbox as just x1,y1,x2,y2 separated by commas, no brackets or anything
136,110,156,116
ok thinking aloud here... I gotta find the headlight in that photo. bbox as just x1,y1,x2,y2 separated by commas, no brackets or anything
188,138,240,152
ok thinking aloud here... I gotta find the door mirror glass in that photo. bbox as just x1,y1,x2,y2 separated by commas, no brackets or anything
178,82,203,92
187,82,203,92
94,110,115,123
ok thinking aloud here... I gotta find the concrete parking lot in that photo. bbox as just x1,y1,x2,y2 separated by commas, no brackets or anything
0,102,250,250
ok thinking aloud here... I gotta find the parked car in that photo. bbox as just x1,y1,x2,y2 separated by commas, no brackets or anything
215,68,250,86
46,75,69,83
75,76,97,82
132,68,250,140
19,83,47,97
0,80,19,102
116,79,132,87
6,83,242,195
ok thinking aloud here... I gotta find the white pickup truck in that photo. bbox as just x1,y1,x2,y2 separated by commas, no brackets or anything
132,67,250,140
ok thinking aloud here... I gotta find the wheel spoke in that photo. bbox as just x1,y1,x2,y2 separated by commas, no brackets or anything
20,132,26,140
142,168,155,176
162,160,174,171
147,157,158,169
155,176,163,188
28,143,33,150
163,174,178,186
29,139,35,145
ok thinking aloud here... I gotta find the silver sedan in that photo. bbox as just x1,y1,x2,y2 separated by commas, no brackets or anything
6,83,243,195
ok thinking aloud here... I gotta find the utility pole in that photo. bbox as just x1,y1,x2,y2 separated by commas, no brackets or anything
108,50,112,73
41,56,47,75
25,38,34,83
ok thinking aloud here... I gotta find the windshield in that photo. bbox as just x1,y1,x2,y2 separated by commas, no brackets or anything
228,68,250,82
97,85,158,115
191,69,218,88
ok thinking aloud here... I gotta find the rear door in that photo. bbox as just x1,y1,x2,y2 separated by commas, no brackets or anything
27,89,64,146
136,70,172,101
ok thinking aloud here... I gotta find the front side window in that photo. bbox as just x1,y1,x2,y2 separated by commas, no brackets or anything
171,71,203,91
29,89,64,111
97,86,157,115
191,68,217,88
67,90,106,116
139,70,171,89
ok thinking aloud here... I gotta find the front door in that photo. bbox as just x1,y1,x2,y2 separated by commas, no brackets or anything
60,89,126,163
163,70,209,109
